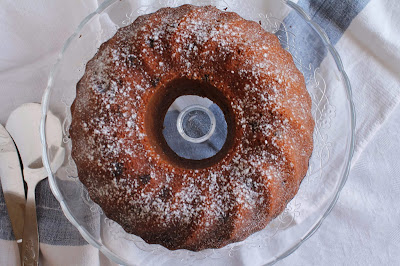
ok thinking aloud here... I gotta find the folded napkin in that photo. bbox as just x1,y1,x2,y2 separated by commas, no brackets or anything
1,0,399,265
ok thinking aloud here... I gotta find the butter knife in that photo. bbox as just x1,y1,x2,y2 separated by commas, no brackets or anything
0,123,25,263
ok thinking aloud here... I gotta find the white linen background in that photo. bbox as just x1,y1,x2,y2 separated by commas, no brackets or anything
0,0,399,265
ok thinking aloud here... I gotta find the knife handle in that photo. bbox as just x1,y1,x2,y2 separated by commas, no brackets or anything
21,179,39,266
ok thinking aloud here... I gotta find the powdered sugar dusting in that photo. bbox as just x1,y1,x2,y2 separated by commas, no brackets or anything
69,5,314,251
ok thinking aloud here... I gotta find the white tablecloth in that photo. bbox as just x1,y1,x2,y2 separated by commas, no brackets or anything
0,0,399,265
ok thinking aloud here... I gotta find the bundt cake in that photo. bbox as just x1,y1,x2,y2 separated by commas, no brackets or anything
70,4,314,251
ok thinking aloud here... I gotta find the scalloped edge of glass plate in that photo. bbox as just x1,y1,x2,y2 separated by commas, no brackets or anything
40,0,356,265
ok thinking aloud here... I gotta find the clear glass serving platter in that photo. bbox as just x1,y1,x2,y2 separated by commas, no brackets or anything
40,0,355,265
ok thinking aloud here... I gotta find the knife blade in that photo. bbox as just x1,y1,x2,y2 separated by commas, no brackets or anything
0,123,25,261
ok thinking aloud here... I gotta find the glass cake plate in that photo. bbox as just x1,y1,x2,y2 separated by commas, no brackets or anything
40,0,355,265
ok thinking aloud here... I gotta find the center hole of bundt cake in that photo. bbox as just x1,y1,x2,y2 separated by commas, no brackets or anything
144,78,235,169
163,96,227,159
175,100,216,143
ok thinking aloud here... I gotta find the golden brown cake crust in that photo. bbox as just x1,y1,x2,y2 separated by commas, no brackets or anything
70,5,314,251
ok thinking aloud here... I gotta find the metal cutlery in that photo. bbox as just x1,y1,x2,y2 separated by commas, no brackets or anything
6,103,65,266
0,123,26,264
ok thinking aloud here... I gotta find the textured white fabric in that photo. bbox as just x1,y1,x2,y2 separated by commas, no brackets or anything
277,1,400,264
40,244,114,266
0,0,99,125
0,0,399,265
278,101,400,266
338,0,400,164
